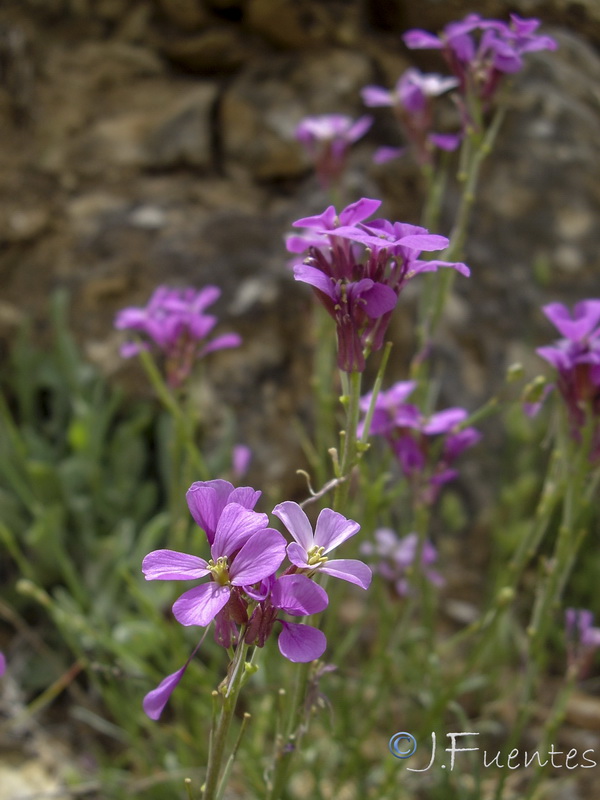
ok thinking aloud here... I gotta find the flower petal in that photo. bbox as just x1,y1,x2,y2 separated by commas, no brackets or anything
230,529,287,586
186,480,236,542
287,541,310,568
142,549,209,581
142,640,202,720
278,622,327,662
320,559,372,590
272,575,329,616
314,508,360,553
172,583,230,626
272,501,315,551
143,664,190,720
212,503,270,559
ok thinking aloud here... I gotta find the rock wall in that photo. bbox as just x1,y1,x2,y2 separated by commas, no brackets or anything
1,0,599,488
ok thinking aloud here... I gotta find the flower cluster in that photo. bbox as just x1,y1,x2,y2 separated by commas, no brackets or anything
295,113,372,190
142,480,370,719
359,381,481,505
404,14,558,116
565,608,600,679
362,68,460,165
536,300,600,457
115,286,241,388
287,198,469,372
361,528,443,597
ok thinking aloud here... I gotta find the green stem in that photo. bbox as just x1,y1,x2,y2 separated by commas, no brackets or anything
333,370,362,511
266,662,311,800
414,104,507,365
202,640,250,800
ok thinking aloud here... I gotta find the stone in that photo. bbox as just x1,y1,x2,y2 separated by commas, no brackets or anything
161,26,251,73
221,49,373,179
73,82,218,174
246,0,360,48
156,0,207,30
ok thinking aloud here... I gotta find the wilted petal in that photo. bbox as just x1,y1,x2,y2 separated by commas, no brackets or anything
278,622,327,662
142,549,209,581
314,508,360,553
273,501,315,551
143,663,190,720
142,641,202,720
272,575,329,616
173,583,230,626
230,529,287,586
320,558,372,590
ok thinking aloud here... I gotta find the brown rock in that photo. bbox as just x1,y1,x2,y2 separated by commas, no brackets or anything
73,82,218,174
156,0,208,30
246,0,360,48
221,49,373,179
161,26,251,73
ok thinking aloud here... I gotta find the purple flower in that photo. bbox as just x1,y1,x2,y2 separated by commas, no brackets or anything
359,383,481,505
289,200,469,372
115,286,241,388
295,113,373,189
232,445,252,481
361,529,443,597
565,608,600,679
245,574,328,662
358,380,417,438
363,69,459,113
143,502,286,627
186,479,261,545
403,14,557,114
0,651,5,677
272,502,372,590
536,300,600,453
362,68,460,166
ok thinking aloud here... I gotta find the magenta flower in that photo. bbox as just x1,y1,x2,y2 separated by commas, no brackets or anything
404,14,557,115
295,113,373,189
115,286,241,388
536,300,600,454
565,608,600,679
272,502,372,590
186,479,261,546
289,199,469,372
359,383,481,505
245,574,328,662
142,502,286,627
362,68,460,166
361,529,443,597
0,651,5,676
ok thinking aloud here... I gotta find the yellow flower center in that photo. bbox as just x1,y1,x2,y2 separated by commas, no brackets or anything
306,545,328,568
208,556,230,586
